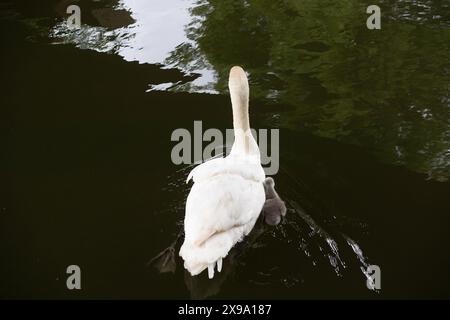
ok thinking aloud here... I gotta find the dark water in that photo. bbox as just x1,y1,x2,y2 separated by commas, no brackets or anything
1,0,450,299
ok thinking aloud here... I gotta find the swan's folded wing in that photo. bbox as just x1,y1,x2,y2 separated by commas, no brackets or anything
183,174,265,249
186,158,226,183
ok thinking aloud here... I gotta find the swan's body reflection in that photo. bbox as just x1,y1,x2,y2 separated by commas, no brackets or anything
147,233,182,274
149,216,271,299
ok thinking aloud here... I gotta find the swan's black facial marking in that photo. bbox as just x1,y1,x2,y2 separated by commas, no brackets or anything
262,177,287,226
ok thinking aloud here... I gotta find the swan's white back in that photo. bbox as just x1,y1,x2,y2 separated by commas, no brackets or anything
179,66,265,278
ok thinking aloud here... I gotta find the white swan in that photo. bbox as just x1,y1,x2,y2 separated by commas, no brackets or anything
179,66,266,279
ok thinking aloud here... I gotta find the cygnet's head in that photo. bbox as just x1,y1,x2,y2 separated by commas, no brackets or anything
265,177,275,187
264,177,275,192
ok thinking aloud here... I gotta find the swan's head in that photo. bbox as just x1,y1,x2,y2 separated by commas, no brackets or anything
229,66,248,89
228,66,249,114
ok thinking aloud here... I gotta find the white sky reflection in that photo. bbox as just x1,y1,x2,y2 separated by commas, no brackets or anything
50,0,218,93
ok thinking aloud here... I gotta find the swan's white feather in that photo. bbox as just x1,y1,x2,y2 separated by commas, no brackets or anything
180,66,265,278
186,155,263,184
180,154,265,276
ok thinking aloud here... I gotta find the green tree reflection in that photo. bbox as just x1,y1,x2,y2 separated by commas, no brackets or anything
167,0,450,181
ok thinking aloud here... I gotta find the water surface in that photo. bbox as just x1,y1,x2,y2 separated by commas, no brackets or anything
1,0,450,299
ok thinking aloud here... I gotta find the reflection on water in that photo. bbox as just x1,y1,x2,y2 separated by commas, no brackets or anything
168,0,450,181
47,0,450,181
1,0,450,299
50,0,218,92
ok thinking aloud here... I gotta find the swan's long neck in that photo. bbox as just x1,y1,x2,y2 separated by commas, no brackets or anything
229,66,259,157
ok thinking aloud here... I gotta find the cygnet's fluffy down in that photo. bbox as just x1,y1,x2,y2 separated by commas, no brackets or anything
262,177,287,226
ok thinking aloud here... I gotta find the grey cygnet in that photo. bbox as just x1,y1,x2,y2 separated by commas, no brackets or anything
262,177,287,226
